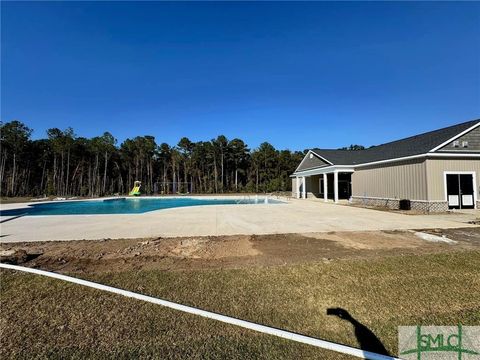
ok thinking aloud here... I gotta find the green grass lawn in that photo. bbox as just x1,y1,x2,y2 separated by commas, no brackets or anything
1,251,479,359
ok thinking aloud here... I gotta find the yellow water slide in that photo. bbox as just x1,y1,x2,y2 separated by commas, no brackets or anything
129,181,141,196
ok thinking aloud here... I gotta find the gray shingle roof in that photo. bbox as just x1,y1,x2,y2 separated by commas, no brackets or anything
309,119,479,166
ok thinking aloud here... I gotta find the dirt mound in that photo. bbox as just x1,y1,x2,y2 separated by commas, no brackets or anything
0,235,261,273
1,228,478,274
109,236,260,260
0,249,42,265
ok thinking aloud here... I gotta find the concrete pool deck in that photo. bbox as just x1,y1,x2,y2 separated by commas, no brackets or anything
0,197,478,242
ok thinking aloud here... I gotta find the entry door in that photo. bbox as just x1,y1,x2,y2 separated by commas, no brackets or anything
446,174,475,209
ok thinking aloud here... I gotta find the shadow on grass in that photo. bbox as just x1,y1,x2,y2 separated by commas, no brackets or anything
327,307,391,356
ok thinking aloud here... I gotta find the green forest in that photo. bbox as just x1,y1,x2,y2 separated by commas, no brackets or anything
0,120,306,197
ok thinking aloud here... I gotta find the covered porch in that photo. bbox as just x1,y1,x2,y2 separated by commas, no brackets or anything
293,167,354,203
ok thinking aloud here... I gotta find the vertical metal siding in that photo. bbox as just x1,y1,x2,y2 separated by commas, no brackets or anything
351,159,427,200
426,159,480,200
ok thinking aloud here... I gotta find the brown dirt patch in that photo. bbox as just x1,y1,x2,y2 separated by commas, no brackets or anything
1,227,478,274
302,230,423,250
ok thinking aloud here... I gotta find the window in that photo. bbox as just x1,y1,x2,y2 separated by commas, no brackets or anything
309,153,313,159
453,140,460,148
462,141,469,148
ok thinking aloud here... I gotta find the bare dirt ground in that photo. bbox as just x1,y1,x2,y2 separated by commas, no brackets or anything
1,227,478,274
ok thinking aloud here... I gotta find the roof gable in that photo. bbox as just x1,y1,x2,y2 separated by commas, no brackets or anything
295,151,330,172
436,125,480,153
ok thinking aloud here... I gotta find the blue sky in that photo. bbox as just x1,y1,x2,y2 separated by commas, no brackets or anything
1,1,479,151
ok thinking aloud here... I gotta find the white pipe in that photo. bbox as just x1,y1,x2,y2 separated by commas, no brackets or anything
0,263,400,360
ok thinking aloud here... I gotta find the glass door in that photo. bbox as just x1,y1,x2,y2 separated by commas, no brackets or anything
446,174,474,209
459,174,474,209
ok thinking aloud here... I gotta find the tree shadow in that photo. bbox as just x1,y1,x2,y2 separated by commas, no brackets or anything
327,307,391,356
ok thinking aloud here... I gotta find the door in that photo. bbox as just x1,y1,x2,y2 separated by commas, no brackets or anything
459,174,474,208
446,174,475,209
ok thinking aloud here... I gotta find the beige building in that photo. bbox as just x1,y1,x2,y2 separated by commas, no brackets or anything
291,119,480,212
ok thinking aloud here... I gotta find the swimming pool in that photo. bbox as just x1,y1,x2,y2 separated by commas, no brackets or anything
0,197,284,216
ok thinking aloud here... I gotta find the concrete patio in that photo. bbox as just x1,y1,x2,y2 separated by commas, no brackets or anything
0,198,478,242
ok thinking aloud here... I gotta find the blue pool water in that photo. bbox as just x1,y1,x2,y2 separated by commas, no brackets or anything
0,197,284,216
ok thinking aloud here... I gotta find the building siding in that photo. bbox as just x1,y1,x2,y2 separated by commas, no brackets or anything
308,175,320,196
351,159,428,200
438,126,480,152
426,158,480,200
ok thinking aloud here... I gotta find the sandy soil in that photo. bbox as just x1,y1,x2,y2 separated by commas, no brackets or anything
1,227,478,274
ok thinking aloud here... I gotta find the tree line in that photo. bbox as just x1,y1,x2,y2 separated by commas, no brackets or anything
0,120,305,197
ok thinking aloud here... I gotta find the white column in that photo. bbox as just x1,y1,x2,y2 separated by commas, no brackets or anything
296,177,300,199
302,177,306,199
323,173,328,202
334,171,339,203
